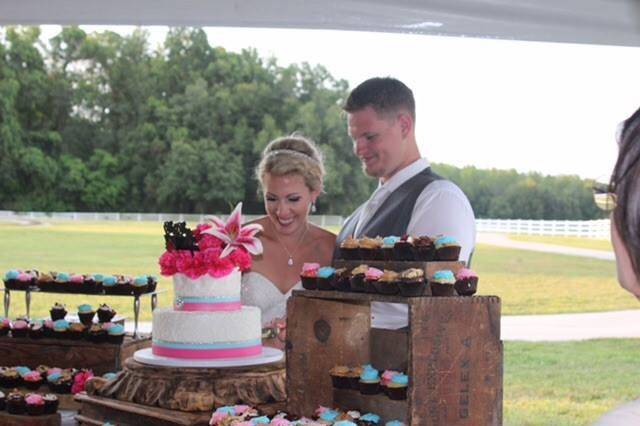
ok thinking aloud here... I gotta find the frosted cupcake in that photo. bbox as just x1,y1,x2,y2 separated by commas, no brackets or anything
430,270,456,296
359,413,381,425
11,319,29,338
434,236,461,261
50,302,67,321
300,263,319,290
102,275,118,294
398,268,425,297
97,303,116,323
359,236,383,260
455,268,478,296
340,235,360,260
77,304,95,326
386,373,408,400
374,270,400,295
359,365,380,395
349,265,369,293
393,235,415,261
36,272,54,292
0,317,10,336
316,266,337,291
54,272,70,293
68,274,85,293
3,270,20,289
334,267,351,292
23,371,43,390
330,365,351,389
364,267,383,294
106,323,125,344
53,319,70,339
414,236,436,261
381,236,400,261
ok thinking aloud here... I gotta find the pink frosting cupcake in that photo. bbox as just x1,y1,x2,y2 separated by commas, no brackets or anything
300,262,320,290
11,319,29,338
364,267,383,294
454,268,478,296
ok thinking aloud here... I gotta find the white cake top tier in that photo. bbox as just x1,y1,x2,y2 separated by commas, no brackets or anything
173,269,241,299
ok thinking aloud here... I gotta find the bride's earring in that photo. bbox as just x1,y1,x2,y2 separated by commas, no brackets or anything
310,202,317,213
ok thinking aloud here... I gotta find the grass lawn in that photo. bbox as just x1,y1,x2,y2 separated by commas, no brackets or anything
504,339,640,425
508,235,613,252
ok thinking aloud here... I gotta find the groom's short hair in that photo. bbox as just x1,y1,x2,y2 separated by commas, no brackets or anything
343,77,415,121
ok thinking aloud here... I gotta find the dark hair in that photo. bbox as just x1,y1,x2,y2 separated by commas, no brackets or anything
610,106,640,279
343,77,416,121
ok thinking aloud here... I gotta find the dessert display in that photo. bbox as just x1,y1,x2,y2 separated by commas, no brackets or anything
336,234,460,262
154,203,264,360
2,269,158,295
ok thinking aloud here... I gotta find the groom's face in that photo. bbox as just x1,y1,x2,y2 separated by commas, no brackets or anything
348,106,407,182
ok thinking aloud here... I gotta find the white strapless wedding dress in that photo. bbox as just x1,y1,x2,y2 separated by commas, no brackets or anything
241,272,303,326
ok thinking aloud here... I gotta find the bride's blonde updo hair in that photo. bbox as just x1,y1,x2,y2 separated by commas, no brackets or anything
256,135,325,192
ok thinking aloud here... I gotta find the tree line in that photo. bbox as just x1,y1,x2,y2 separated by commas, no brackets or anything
0,27,604,220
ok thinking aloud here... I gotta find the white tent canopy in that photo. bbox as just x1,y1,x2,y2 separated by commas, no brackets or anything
2,0,640,47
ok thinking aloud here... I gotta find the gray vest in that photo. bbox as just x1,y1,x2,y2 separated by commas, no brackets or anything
336,167,442,245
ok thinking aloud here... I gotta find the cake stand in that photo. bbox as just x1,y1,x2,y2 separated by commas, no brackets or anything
133,346,283,368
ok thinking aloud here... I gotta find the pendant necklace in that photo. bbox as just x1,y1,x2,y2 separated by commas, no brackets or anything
273,223,309,267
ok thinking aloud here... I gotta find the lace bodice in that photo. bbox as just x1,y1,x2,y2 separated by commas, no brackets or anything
241,272,302,326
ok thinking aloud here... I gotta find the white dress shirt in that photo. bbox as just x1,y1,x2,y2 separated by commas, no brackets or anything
360,158,476,329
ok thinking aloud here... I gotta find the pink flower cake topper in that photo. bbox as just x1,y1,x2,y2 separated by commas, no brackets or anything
202,202,263,258
159,202,263,279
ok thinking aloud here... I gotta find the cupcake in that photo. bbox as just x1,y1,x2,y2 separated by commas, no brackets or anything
380,370,400,395
455,268,479,296
300,263,319,291
347,366,362,390
381,236,400,261
23,371,43,390
43,393,58,414
25,393,45,416
358,413,381,425
82,274,99,294
333,268,351,292
53,319,70,339
393,235,415,261
48,371,73,394
0,390,5,411
385,422,407,426
430,270,456,297
359,366,380,395
398,268,425,297
334,422,357,426
3,270,20,290
386,373,408,400
36,272,54,292
101,275,118,294
35,365,49,380
50,303,67,321
364,267,383,294
106,323,125,344
132,275,149,295
68,274,85,293
340,235,360,260
349,265,369,293
114,275,133,295
318,408,341,424
29,320,45,339
16,271,36,290
316,267,336,291
374,270,400,295
97,304,116,323
413,236,436,261
54,272,70,292
0,369,21,388
434,236,461,261
11,319,29,338
43,320,55,338
77,304,95,326
92,273,105,294
0,317,10,336
6,390,25,415
329,365,351,389
68,322,86,340
88,324,107,343
359,236,383,260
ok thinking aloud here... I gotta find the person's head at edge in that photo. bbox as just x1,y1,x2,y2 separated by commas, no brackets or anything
255,135,325,238
343,77,422,184
610,107,640,298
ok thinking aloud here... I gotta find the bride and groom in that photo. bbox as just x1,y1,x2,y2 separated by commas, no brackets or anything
241,77,476,349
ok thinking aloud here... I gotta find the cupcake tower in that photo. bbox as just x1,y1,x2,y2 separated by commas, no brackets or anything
3,269,158,295
209,403,405,425
301,264,478,297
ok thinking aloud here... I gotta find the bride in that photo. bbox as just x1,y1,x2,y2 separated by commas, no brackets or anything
242,135,336,349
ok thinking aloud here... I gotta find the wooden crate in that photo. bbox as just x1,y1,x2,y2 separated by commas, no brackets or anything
286,290,502,425
0,411,61,426
0,335,151,374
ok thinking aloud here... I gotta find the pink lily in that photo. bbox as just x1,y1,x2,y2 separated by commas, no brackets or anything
202,202,263,258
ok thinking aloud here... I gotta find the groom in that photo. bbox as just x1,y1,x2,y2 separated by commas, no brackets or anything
336,77,476,328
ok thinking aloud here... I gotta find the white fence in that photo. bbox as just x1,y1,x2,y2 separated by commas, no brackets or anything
0,211,610,238
476,218,610,239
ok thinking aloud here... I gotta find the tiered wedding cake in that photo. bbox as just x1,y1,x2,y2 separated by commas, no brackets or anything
153,203,264,360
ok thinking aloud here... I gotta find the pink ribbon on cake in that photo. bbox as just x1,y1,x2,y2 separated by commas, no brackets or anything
177,301,242,311
152,345,262,359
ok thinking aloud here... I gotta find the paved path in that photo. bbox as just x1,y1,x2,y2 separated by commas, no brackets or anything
476,232,615,260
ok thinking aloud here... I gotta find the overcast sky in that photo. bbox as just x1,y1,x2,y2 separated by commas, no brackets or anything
40,25,640,181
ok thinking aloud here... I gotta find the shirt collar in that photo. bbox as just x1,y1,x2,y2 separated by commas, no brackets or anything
377,158,430,194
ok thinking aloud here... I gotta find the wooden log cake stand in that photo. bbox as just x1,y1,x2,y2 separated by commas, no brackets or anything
0,335,151,375
286,290,503,425
87,357,286,413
